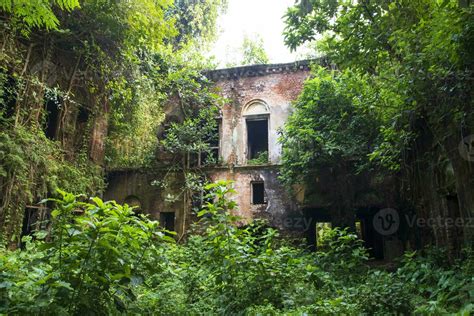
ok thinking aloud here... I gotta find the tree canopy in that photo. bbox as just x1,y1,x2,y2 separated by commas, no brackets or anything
0,0,226,243
282,0,474,246
240,34,269,65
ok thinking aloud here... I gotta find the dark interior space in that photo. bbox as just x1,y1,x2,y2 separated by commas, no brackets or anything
21,207,36,239
74,106,91,150
0,72,17,117
77,106,90,125
303,207,385,259
446,194,462,256
247,119,268,160
252,182,266,204
44,98,61,140
303,208,331,251
357,215,384,260
355,208,385,260
160,212,175,232
20,206,47,248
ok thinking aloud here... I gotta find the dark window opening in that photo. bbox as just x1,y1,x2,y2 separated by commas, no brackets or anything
252,182,266,205
21,207,37,239
44,94,61,140
20,205,49,248
160,212,175,232
0,72,17,118
77,106,90,125
247,119,268,160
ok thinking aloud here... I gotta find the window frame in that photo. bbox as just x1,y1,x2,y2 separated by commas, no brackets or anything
251,181,267,205
245,114,269,162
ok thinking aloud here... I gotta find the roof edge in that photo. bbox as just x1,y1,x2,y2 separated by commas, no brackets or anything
204,58,328,81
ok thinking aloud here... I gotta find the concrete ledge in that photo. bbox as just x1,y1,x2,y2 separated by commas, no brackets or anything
204,59,327,81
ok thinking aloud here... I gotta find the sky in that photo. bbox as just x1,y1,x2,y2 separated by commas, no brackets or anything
209,0,310,67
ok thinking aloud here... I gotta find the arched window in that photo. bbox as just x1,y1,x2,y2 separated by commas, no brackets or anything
242,99,270,116
124,195,142,213
243,100,269,162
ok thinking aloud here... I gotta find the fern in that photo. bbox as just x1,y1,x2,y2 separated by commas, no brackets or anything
0,0,80,31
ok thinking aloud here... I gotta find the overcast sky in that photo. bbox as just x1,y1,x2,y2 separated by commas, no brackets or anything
209,0,309,67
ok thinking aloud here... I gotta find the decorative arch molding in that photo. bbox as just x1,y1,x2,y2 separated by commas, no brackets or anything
242,99,270,116
124,195,142,211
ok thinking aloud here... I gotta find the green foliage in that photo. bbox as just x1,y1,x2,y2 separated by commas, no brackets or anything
0,0,227,241
247,150,268,165
171,0,228,46
396,248,474,314
280,67,380,187
240,34,270,65
283,0,473,171
0,183,472,314
0,123,104,244
282,1,474,245
316,227,369,275
0,0,80,32
0,190,172,314
161,102,219,158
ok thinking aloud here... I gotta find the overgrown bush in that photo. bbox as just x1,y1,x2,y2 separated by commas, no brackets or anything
0,190,172,314
1,182,472,314
247,151,269,165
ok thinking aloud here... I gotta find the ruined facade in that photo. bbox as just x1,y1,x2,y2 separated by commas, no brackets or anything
105,60,404,259
105,61,310,235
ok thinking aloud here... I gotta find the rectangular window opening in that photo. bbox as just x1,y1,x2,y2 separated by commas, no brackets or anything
160,212,175,232
44,99,61,140
247,118,268,161
251,182,266,205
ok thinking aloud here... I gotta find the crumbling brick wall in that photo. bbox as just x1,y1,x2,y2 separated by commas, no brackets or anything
105,61,313,237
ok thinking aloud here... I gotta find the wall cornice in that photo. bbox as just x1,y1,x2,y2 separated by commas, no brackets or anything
204,58,328,81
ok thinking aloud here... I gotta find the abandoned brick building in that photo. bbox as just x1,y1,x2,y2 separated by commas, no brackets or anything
105,60,403,259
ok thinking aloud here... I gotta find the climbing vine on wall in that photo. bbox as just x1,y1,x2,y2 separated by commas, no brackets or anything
283,0,474,251
0,0,227,245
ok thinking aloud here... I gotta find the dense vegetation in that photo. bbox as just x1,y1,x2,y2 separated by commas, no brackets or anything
1,0,473,313
0,0,226,244
281,0,474,255
1,182,472,314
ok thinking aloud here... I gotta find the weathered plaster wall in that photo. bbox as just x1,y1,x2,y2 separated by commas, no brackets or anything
104,169,189,237
105,61,313,237
207,61,311,165
207,166,302,232
202,61,312,232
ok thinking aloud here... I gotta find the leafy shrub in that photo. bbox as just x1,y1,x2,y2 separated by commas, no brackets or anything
396,248,474,314
352,270,413,315
1,182,472,314
248,151,269,165
313,226,369,285
0,190,172,314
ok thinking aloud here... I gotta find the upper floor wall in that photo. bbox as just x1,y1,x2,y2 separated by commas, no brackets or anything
205,61,311,166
